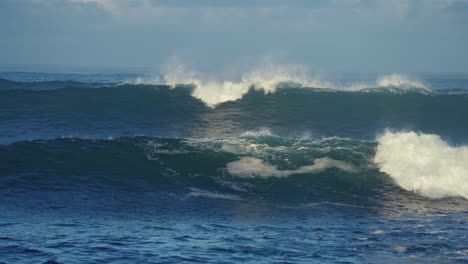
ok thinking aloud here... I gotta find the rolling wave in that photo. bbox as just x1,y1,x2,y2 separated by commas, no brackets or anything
1,83,467,144
1,131,467,202
133,62,432,106
2,71,432,108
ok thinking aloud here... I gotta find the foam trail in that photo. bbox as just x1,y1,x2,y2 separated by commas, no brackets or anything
186,188,243,201
375,131,468,199
227,157,357,178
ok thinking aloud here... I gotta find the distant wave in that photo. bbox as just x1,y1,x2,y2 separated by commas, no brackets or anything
1,83,467,144
0,77,106,90
131,63,433,106
0,67,435,108
153,73,432,107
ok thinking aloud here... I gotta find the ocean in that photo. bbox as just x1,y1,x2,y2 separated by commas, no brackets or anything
0,71,467,263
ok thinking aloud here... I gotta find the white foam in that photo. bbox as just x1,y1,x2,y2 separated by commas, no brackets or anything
186,188,243,201
375,131,468,199
240,128,275,137
145,141,189,155
133,60,431,107
186,133,373,163
161,61,329,107
376,73,432,93
376,74,427,90
133,76,161,85
393,245,407,254
227,157,357,178
304,202,366,208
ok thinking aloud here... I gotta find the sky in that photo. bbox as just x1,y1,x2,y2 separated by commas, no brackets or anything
1,0,468,74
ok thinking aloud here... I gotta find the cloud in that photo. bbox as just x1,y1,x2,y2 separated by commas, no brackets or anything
26,0,467,35
34,0,461,19
4,0,468,72
64,0,131,14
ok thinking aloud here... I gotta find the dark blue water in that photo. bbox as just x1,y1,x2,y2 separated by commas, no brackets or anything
1,72,467,263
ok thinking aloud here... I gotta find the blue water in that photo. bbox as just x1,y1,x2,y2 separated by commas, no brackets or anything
1,71,467,263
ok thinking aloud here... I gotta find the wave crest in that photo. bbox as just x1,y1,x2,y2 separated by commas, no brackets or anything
377,74,427,89
375,131,468,199
133,62,431,107
160,61,327,107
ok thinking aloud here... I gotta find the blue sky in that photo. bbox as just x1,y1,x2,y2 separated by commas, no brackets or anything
1,0,468,73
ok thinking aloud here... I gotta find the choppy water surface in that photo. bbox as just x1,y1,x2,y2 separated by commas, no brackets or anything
1,72,467,263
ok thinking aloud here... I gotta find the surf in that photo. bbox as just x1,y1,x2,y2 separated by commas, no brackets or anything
133,62,433,107
375,131,468,199
2,130,467,202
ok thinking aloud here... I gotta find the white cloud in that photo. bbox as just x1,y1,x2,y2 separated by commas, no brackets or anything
31,0,467,33
66,0,140,15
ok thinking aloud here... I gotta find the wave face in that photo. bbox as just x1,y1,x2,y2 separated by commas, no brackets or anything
1,81,467,144
2,69,433,107
1,132,467,213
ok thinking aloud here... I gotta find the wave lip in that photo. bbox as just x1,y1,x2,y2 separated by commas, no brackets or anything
375,131,468,199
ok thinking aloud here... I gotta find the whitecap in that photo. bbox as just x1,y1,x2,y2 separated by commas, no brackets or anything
133,60,431,107
375,131,468,199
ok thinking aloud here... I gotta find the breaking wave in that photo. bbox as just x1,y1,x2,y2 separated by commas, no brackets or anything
1,79,467,144
375,131,468,199
131,62,432,107
2,130,467,203
1,71,432,107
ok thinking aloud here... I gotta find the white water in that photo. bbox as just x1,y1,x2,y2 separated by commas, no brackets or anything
186,188,243,201
376,74,427,90
375,131,468,199
133,61,430,107
161,61,328,107
227,157,357,178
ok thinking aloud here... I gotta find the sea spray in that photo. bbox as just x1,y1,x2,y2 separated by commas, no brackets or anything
375,131,468,199
132,61,431,107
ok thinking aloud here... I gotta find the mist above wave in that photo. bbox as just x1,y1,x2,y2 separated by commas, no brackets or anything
133,62,431,107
